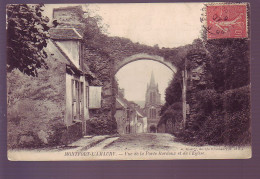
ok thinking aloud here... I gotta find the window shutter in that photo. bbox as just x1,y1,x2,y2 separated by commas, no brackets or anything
89,86,102,109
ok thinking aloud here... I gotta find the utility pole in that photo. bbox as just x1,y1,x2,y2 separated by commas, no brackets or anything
182,58,187,128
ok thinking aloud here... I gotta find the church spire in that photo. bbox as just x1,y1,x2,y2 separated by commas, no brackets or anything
149,71,156,88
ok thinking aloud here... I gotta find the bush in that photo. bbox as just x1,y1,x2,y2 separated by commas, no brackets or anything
192,89,223,115
226,108,251,145
177,85,250,146
86,115,117,135
198,112,226,145
159,102,183,135
187,89,223,133
225,85,250,113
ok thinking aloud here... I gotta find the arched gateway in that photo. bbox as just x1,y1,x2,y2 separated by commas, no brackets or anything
114,53,177,74
113,53,177,134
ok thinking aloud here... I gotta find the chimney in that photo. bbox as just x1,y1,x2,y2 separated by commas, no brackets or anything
52,6,85,35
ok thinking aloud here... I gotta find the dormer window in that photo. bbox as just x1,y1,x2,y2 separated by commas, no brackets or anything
49,28,83,69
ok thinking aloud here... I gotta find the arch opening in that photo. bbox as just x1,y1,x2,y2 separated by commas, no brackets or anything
150,125,157,133
114,53,177,74
114,54,176,135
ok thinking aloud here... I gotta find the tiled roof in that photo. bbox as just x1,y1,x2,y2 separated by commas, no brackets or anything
49,28,82,40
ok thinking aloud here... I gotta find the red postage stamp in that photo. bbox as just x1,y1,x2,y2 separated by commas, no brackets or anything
206,4,248,39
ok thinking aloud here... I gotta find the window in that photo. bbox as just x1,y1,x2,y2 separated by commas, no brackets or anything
71,79,83,121
150,92,156,103
71,80,77,120
149,108,157,119
127,108,130,119
79,82,83,116
85,86,89,108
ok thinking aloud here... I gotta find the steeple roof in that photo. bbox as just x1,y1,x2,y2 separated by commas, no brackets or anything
149,71,156,87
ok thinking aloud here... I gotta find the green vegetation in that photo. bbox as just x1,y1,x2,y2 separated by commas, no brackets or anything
160,37,251,146
7,4,50,77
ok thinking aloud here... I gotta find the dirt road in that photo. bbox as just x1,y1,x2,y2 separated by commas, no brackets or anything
8,133,251,160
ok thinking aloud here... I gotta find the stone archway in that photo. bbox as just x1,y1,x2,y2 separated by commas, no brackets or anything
112,53,178,135
114,53,177,74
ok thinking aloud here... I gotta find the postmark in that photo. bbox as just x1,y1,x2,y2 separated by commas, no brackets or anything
206,4,248,39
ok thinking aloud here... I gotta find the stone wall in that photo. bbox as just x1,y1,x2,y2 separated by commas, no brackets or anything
65,122,83,144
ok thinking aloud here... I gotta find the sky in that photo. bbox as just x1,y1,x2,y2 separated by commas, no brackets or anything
91,3,204,48
115,60,174,102
44,3,204,48
43,3,204,103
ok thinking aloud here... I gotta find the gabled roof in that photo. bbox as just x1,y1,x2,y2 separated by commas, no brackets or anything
116,98,126,109
135,106,145,117
50,39,95,79
116,95,145,118
136,110,144,118
49,28,83,40
116,96,129,110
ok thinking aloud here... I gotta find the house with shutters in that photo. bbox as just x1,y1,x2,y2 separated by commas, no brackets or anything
7,6,102,148
47,6,102,142
48,28,93,141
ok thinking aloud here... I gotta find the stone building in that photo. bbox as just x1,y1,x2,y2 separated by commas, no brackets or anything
143,71,162,133
115,89,147,134
128,102,147,134
49,6,102,141
115,95,130,134
7,6,100,148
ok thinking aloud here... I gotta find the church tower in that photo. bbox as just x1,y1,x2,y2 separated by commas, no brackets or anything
144,71,161,132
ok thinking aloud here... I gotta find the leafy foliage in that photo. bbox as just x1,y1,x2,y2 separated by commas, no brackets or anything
86,116,118,135
7,4,50,77
159,102,183,135
160,72,182,115
180,86,250,145
161,36,250,146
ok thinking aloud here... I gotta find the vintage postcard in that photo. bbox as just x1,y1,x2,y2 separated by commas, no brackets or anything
6,3,251,161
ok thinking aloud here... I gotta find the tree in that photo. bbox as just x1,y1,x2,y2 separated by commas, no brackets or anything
200,26,250,91
7,4,50,77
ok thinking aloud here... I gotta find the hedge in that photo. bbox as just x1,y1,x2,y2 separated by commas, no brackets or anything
177,85,250,145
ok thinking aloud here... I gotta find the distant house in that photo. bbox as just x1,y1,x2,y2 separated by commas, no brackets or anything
115,90,147,134
128,102,147,134
136,111,148,134
115,96,130,134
